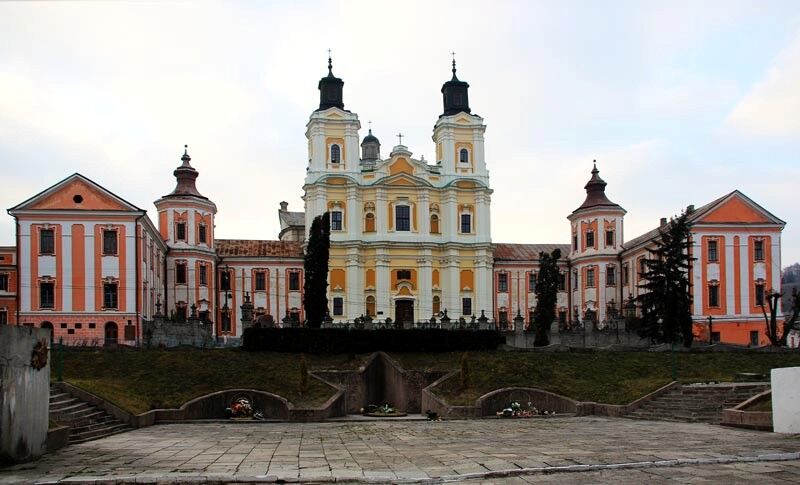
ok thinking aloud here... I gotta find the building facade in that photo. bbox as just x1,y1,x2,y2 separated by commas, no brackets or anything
1,59,787,346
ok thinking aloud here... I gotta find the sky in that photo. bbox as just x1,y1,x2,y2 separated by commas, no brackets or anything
1,1,799,266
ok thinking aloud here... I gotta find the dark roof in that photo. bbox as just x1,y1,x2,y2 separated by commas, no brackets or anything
215,240,303,258
362,129,379,145
573,164,623,213
164,146,208,199
278,211,305,228
494,243,570,261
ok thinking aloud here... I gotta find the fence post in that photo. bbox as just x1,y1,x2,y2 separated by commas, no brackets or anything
57,336,64,382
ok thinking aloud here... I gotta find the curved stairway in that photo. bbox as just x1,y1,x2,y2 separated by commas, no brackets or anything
625,383,768,424
49,385,134,444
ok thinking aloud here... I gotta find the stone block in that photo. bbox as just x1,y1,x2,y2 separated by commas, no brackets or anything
771,367,800,433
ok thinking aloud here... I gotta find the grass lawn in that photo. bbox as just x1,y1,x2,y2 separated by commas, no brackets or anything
53,348,800,413
389,351,800,406
54,348,370,414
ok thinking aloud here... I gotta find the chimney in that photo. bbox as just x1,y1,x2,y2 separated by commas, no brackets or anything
279,201,288,212
686,204,695,213
660,217,667,227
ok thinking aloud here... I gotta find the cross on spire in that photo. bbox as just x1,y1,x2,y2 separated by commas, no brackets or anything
327,48,332,72
396,132,404,145
451,51,457,74
368,120,372,132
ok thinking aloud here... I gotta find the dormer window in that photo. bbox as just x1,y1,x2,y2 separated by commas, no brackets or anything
459,148,469,164
330,144,341,164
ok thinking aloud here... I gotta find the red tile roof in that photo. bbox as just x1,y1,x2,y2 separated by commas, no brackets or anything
215,239,304,258
494,243,570,261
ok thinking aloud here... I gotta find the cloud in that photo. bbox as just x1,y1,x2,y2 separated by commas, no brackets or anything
726,31,800,138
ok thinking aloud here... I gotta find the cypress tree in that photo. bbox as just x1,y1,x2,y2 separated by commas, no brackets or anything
533,248,561,346
303,212,330,328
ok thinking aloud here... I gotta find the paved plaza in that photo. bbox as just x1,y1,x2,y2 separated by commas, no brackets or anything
2,416,799,483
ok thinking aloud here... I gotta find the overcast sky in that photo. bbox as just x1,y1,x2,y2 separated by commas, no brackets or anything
1,1,798,266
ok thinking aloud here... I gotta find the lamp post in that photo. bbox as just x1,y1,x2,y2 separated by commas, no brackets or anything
707,315,714,345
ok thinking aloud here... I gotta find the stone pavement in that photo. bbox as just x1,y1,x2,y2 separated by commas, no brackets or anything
1,416,799,483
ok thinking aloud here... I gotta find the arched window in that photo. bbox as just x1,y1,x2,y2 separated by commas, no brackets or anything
459,148,469,164
330,144,341,164
104,321,118,346
41,321,54,341
364,213,375,232
432,295,441,315
366,296,376,317
430,214,440,234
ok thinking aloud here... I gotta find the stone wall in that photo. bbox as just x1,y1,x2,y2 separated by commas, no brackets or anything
772,367,800,433
142,316,214,348
0,325,50,463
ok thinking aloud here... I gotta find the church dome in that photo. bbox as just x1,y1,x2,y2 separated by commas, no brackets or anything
361,128,381,161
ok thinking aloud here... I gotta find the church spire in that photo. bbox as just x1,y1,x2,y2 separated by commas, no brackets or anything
573,161,622,213
441,53,471,116
317,50,344,111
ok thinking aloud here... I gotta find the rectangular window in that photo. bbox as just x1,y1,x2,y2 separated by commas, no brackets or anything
586,268,595,287
623,265,629,286
462,297,472,316
708,240,718,263
460,213,472,233
103,283,118,309
199,265,208,286
606,266,616,286
198,224,207,244
333,297,343,316
255,271,266,291
331,211,343,231
558,273,566,291
0,274,8,291
573,234,578,251
528,272,536,293
709,284,719,307
586,231,595,248
176,222,187,241
498,273,508,292
750,330,760,347
755,283,765,306
40,282,54,309
289,271,300,291
176,262,187,284
102,230,118,255
754,240,764,261
605,230,614,247
40,229,54,254
711,331,720,343
0,310,6,325
395,206,410,231
397,270,411,281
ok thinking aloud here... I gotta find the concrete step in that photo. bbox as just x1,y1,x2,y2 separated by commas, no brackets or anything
50,401,90,414
70,423,133,444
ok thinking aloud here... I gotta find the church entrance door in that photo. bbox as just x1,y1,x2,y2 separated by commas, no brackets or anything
395,300,414,328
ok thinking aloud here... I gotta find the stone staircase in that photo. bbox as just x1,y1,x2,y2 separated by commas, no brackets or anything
625,383,769,424
49,385,134,444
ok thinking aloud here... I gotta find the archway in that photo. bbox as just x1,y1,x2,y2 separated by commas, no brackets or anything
104,321,118,346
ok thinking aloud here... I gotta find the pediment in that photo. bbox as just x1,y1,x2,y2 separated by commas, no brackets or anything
696,191,783,225
11,174,140,212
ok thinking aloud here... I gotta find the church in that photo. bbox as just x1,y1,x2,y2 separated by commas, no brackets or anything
0,58,786,347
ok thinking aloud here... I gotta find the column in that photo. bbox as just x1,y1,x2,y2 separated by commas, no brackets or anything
344,123,360,173
346,249,362,320
375,249,391,319
445,250,460,317
346,186,359,239
443,191,458,243
474,251,492,317
418,251,433,319
376,188,388,235
472,129,486,174
418,190,430,237
187,210,195,245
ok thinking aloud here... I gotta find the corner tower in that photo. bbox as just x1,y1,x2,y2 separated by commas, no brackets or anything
567,162,626,325
154,146,218,329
